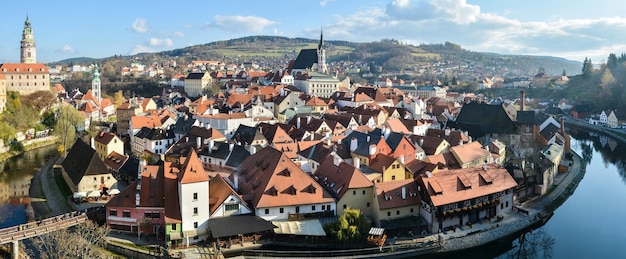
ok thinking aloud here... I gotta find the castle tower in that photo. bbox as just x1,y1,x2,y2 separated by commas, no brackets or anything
92,63,101,103
20,15,37,64
316,28,327,74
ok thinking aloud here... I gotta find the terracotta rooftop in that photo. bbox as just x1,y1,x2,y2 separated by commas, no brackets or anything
375,179,420,210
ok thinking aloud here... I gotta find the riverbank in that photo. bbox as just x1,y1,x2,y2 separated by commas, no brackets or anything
564,116,626,145
0,136,58,163
28,153,72,220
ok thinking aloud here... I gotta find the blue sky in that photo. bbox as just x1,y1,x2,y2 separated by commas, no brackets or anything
2,0,626,64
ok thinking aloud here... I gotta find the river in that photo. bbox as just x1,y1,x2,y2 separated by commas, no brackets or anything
0,145,58,229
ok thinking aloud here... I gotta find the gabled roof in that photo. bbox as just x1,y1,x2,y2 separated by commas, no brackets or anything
343,131,387,157
449,141,490,165
94,131,118,145
516,111,537,125
258,122,293,144
164,163,181,223
375,179,420,210
134,127,175,140
409,135,448,156
418,164,517,207
540,123,561,141
186,72,208,80
61,139,110,186
426,129,469,147
314,155,373,199
231,124,266,145
292,49,319,70
368,153,399,173
298,142,333,163
236,146,335,208
178,149,209,184
209,174,249,215
385,119,411,134
102,151,128,171
452,101,517,138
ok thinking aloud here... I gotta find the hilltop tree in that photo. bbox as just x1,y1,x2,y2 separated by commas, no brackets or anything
582,57,594,79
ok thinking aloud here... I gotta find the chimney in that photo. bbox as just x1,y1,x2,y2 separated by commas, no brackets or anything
354,157,361,168
229,142,235,152
208,139,215,153
307,116,311,124
413,125,420,135
399,155,405,164
196,136,202,149
560,117,565,134
366,135,370,142
402,186,406,200
337,138,342,145
333,155,341,167
350,137,358,152
310,133,314,141
369,144,376,156
206,123,211,129
326,133,331,146
249,145,257,155
233,170,239,191
297,117,301,129
519,90,526,111
425,171,431,178
445,128,451,137
419,138,424,147
90,137,95,149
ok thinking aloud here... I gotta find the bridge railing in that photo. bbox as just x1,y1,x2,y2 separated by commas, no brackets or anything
0,212,88,244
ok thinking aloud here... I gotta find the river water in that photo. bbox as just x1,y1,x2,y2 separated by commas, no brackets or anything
2,130,626,257
0,145,58,229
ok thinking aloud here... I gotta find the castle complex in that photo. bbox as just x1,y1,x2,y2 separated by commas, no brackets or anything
0,16,51,96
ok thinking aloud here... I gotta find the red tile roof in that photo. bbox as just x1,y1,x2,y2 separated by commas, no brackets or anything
236,146,335,208
418,164,517,207
375,179,420,210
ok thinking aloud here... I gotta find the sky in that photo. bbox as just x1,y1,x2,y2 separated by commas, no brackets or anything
2,0,626,64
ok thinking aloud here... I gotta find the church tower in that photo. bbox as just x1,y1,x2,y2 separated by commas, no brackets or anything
316,29,328,74
92,63,101,103
20,15,37,64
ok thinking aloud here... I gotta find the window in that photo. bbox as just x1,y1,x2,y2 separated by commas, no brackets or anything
193,207,198,215
501,203,503,210
193,192,198,201
343,204,347,209
321,205,326,210
122,211,130,218
311,205,316,211
193,222,198,228
367,202,370,207
225,204,239,211
506,201,509,208
387,212,391,217
295,206,300,213
171,224,177,230
391,175,396,180
410,208,414,213
265,209,269,214
353,190,356,195
109,210,117,216
144,212,160,219
363,190,366,195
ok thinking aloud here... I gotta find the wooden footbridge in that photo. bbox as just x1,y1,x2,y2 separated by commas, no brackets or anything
0,211,88,258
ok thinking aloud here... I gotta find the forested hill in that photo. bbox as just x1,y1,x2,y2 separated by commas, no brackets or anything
55,36,581,77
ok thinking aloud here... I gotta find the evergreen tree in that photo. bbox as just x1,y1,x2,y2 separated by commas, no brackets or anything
582,57,593,79
562,69,567,76
607,53,618,69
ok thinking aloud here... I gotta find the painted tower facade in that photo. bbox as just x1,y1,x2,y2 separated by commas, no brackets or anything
20,16,37,64
92,64,101,103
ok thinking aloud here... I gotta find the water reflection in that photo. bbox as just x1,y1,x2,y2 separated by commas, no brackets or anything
503,230,555,259
0,145,58,228
568,128,626,184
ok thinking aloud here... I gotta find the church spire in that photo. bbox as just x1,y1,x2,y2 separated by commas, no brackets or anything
20,14,36,64
316,27,327,74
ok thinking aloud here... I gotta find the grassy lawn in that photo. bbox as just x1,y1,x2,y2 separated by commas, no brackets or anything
54,173,72,199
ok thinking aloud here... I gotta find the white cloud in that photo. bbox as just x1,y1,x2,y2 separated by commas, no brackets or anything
173,31,185,38
320,0,334,6
207,15,277,33
320,0,626,62
130,45,154,55
131,18,148,33
148,38,174,47
57,44,75,54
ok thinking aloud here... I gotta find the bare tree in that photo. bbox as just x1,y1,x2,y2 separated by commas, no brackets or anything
28,220,109,259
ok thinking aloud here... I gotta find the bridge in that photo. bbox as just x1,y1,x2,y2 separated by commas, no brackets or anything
0,211,88,259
